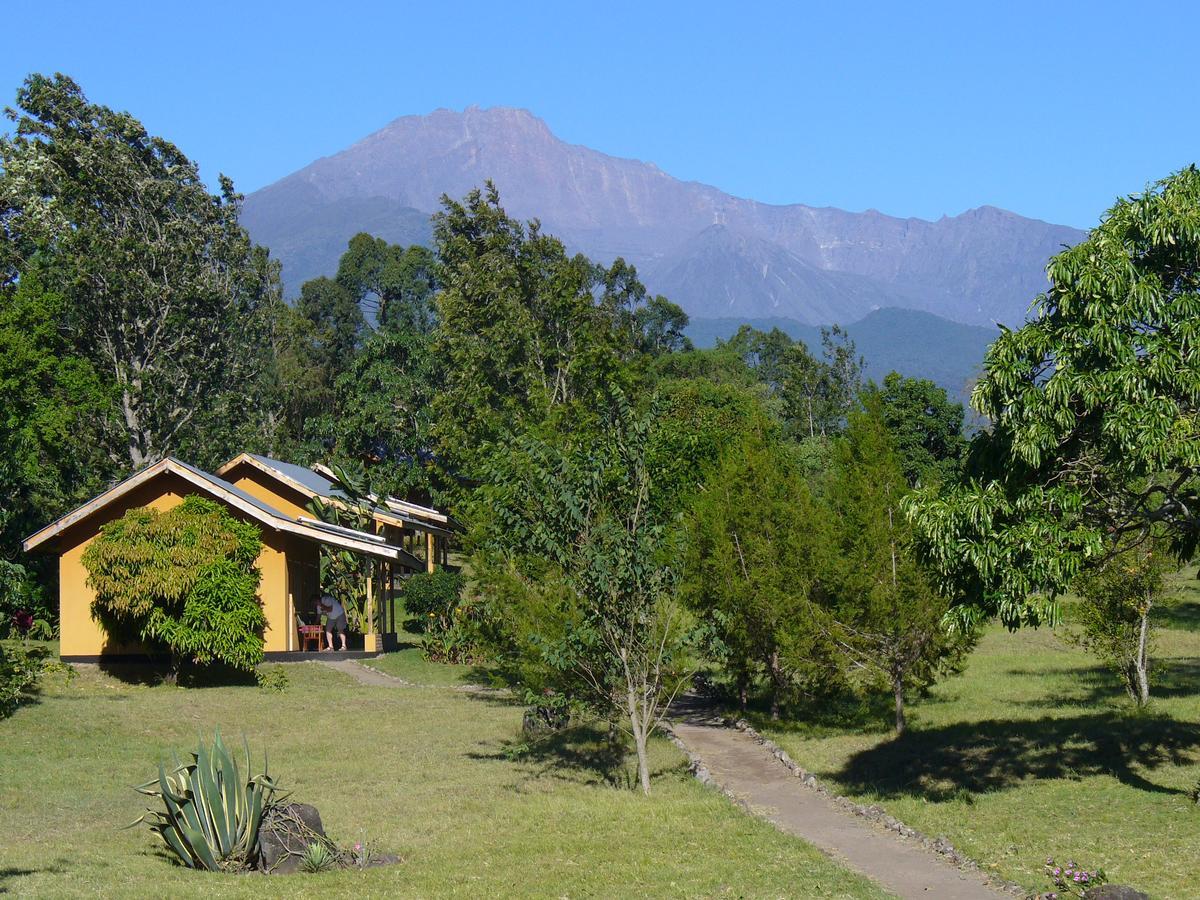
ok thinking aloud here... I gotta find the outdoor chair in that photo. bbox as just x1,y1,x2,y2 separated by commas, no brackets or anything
296,614,323,652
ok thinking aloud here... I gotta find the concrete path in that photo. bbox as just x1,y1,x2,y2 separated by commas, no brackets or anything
318,658,411,686
670,709,1007,900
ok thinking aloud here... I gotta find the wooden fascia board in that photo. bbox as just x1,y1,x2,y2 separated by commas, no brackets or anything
22,459,175,552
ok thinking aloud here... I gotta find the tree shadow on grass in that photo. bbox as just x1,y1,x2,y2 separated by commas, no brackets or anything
94,658,258,688
468,721,680,790
833,711,1200,801
1006,657,1200,709
0,865,63,893
1156,601,1200,631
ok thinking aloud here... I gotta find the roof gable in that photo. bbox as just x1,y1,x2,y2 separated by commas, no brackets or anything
23,458,425,568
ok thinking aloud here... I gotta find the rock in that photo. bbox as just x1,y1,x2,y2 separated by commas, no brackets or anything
522,705,568,739
258,803,327,874
1084,887,1149,900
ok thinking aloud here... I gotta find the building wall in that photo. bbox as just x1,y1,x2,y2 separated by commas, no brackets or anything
223,463,313,520
52,473,298,660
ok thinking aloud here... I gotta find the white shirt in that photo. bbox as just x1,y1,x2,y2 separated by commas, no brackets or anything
322,596,345,620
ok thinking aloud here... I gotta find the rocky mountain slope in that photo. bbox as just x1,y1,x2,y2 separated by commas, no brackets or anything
242,106,1084,327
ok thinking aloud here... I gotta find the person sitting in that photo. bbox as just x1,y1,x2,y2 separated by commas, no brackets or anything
318,593,348,652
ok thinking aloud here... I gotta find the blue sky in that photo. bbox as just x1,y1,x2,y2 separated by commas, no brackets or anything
4,0,1196,228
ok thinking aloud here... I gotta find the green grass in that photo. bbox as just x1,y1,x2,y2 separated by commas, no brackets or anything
361,642,479,687
755,570,1200,898
0,656,887,898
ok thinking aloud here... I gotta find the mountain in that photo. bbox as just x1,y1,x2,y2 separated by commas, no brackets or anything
241,106,1085,327
686,308,998,403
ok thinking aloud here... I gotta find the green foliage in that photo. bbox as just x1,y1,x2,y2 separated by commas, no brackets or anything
299,840,338,873
0,640,55,718
336,233,438,334
402,571,478,663
82,496,266,673
430,183,640,483
645,377,769,520
876,372,965,487
295,276,367,384
131,731,280,872
825,395,977,733
1070,543,1176,705
255,665,290,693
0,272,115,577
0,559,53,639
329,327,437,497
683,422,838,717
469,395,696,793
778,325,864,438
910,167,1200,627
0,74,280,470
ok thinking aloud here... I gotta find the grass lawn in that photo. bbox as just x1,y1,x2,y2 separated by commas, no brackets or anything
361,633,481,688
755,570,1200,898
0,656,888,898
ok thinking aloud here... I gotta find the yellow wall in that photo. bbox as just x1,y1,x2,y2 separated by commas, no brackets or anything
223,463,313,520
51,471,306,659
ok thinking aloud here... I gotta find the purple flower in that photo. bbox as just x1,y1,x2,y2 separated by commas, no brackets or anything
12,610,33,635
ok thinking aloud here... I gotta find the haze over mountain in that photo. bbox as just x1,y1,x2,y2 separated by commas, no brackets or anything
242,106,1085,328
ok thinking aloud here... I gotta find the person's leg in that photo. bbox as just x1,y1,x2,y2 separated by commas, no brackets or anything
324,627,333,651
339,623,348,651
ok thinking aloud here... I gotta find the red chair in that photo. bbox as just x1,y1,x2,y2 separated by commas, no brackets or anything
296,616,323,652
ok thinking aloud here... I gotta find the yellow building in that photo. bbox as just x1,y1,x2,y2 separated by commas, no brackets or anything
23,456,433,662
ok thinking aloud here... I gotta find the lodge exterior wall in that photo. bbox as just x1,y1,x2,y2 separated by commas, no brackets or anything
51,473,296,661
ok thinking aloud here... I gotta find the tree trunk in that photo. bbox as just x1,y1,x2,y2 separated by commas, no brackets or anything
768,649,782,721
625,684,652,795
893,676,907,735
737,674,748,712
1133,602,1151,707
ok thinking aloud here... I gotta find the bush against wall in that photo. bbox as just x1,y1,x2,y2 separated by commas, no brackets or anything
82,496,266,674
401,571,478,662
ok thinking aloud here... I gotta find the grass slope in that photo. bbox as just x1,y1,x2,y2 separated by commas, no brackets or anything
756,571,1200,898
0,656,886,898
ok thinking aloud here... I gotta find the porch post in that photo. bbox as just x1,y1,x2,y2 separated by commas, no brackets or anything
426,531,436,573
363,562,380,653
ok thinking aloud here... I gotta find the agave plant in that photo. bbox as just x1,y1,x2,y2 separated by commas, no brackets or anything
299,840,338,873
131,730,281,871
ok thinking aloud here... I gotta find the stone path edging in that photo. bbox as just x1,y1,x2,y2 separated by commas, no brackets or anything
667,711,1030,899
720,717,1028,897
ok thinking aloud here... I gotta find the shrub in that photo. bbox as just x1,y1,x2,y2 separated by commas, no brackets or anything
299,841,338,873
1043,857,1107,898
402,571,465,632
131,731,280,871
0,641,53,718
0,560,54,640
82,496,266,675
255,665,289,693
402,571,481,663
1070,544,1175,706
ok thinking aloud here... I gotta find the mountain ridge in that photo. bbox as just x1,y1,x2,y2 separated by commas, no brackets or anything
241,105,1085,326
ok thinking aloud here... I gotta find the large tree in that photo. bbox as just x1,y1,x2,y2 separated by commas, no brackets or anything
431,184,632,478
0,272,114,566
683,423,836,718
909,167,1200,627
336,233,438,333
0,73,279,469
877,372,966,487
470,397,694,794
827,396,976,733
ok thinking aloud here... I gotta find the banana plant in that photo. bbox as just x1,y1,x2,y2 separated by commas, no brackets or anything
130,730,282,871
